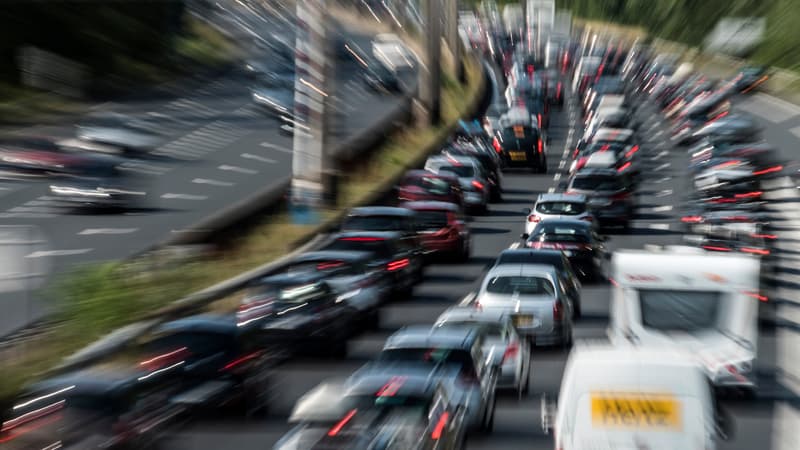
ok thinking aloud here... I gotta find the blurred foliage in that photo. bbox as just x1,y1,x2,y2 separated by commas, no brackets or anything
557,0,800,71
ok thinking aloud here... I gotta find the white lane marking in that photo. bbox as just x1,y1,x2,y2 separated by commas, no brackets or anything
654,162,671,171
241,153,277,163
653,130,663,138
26,249,92,258
655,177,671,184
647,224,671,230
218,165,258,175
193,178,234,187
790,125,800,140
0,213,56,219
649,205,673,212
547,187,556,193
558,160,566,169
78,228,138,235
651,150,669,161
553,173,561,181
656,189,673,197
161,193,208,200
754,93,800,120
260,142,293,153
509,242,521,249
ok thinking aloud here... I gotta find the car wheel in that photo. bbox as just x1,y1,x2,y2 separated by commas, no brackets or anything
573,300,582,319
482,395,497,433
458,240,471,262
329,339,348,358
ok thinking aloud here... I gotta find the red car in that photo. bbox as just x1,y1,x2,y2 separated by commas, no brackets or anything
396,170,465,208
400,201,470,261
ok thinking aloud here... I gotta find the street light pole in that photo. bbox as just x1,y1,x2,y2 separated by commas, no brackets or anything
418,0,441,126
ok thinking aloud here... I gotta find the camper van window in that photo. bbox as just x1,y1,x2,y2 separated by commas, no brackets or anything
639,289,721,332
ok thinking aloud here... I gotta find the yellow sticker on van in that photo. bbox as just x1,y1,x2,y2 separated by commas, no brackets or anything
590,393,681,430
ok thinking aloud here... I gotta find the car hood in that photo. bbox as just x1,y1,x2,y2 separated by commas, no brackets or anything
77,127,161,148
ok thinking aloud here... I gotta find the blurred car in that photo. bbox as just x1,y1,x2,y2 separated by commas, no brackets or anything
541,68,565,106
365,325,499,432
567,168,635,230
571,56,602,95
576,127,635,154
686,113,762,146
362,59,402,93
671,93,731,144
277,374,467,450
493,249,583,317
341,206,423,248
321,231,425,296
143,314,277,417
492,112,547,172
2,357,186,448
400,201,470,261
442,139,503,201
75,112,163,156
730,66,769,94
424,155,491,214
522,219,607,281
252,80,295,123
476,263,573,347
49,155,147,211
482,103,508,137
237,278,358,356
524,193,594,235
396,170,465,207
434,307,531,395
0,135,82,177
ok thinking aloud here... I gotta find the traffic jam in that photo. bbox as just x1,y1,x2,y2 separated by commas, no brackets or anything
1,6,790,450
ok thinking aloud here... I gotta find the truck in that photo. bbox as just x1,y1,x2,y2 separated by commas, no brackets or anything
609,246,761,395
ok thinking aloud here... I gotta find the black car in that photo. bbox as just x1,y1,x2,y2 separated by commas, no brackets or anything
567,168,635,230
521,219,607,282
143,314,278,417
730,67,769,94
493,249,584,317
49,155,147,211
443,140,503,201
238,278,358,356
75,112,164,156
321,231,425,296
493,119,547,173
2,359,185,448
341,206,425,252
362,60,402,93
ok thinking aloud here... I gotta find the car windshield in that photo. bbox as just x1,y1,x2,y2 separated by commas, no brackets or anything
439,165,475,178
343,215,406,232
404,176,452,195
378,347,474,367
536,201,586,215
415,210,450,230
436,321,506,339
535,232,590,243
639,289,721,332
342,394,430,415
496,253,562,268
326,238,393,259
485,276,555,295
570,175,623,191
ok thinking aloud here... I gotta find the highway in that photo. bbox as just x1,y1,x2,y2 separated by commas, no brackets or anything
0,2,417,336
159,62,793,450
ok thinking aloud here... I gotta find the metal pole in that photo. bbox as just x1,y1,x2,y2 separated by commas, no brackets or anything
418,0,441,125
446,0,465,83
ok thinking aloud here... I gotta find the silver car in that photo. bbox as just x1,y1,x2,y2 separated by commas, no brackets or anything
475,264,574,347
434,307,531,396
424,155,490,214
525,193,594,235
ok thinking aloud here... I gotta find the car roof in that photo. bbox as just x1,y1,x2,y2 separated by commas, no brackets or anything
536,193,587,203
384,325,482,351
155,313,237,336
290,250,375,264
349,206,415,217
402,169,458,181
573,167,620,177
400,201,461,212
436,306,510,324
586,152,618,165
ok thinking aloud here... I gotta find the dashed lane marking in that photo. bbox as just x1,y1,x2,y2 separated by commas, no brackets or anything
218,165,258,175
260,142,293,153
646,223,671,231
193,178,234,187
241,153,277,164
655,189,673,197
78,228,138,235
26,249,92,258
654,162,671,171
161,193,208,200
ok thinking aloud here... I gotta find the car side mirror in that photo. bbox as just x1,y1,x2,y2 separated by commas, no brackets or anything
715,405,735,441
521,233,530,240
540,393,556,435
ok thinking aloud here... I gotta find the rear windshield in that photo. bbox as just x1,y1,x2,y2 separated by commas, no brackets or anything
378,347,474,367
436,321,506,339
327,238,393,259
403,176,453,195
415,210,450,229
536,201,586,215
343,394,430,413
285,260,358,275
571,175,623,191
343,215,407,232
639,289,721,332
485,276,555,296
536,232,590,243
147,331,231,357
496,253,563,268
439,165,475,178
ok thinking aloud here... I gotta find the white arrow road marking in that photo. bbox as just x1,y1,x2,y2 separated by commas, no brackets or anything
161,193,208,200
78,228,138,235
241,153,276,163
193,178,234,187
26,249,93,258
218,165,258,174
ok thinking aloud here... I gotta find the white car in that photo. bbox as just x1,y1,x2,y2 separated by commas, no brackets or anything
475,263,573,347
542,343,733,450
425,155,490,214
434,306,532,396
525,193,593,235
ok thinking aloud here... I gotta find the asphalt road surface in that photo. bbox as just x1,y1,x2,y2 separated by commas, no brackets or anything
159,65,796,450
0,3,416,336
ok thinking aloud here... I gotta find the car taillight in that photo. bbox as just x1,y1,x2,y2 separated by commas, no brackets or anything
617,162,632,172
576,157,587,170
743,291,768,302
624,145,639,158
527,64,534,76
537,114,542,128
493,137,502,153
430,412,449,440
734,191,763,199
502,341,519,363
553,300,564,321
556,82,562,98
472,180,485,191
527,215,540,223
572,148,579,158
702,245,732,252
681,216,703,223
611,192,630,201
328,409,358,436
538,138,543,154
753,165,783,176
580,216,594,223
742,247,770,256
387,258,410,271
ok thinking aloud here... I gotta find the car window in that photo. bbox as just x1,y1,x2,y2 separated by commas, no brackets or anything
326,238,393,259
570,175,623,191
536,201,587,215
343,215,406,232
439,165,475,178
436,320,506,339
638,289,721,332
147,331,231,357
485,276,555,295
415,210,450,230
404,176,452,195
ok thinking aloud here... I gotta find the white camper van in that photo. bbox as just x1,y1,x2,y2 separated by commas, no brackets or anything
541,343,733,450
609,246,761,391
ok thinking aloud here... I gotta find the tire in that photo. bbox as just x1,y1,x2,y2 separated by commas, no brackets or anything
458,240,471,263
573,300,582,320
482,395,497,433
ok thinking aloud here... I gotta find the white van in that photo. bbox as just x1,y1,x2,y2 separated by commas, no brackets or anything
542,344,732,450
609,246,761,391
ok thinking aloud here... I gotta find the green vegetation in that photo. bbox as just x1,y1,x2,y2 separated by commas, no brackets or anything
558,0,800,71
0,55,484,403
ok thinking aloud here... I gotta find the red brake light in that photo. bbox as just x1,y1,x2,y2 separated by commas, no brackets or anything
617,162,632,172
431,412,449,440
472,180,485,191
744,291,768,302
752,165,783,176
556,82,562,97
553,301,564,320
317,261,345,270
734,191,763,199
376,376,407,397
538,138,543,154
527,215,541,223
537,114,542,128
702,245,732,252
707,110,729,124
681,216,703,223
741,247,770,256
493,137,502,153
572,148,579,158
752,233,777,240
502,341,519,363
576,157,587,170
527,64,534,76
713,160,742,170
328,409,358,436
387,258,410,271
221,351,263,372
624,145,639,158
608,277,619,287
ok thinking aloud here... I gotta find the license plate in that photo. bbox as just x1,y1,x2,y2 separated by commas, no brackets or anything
513,314,534,327
509,151,527,161
590,393,681,430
